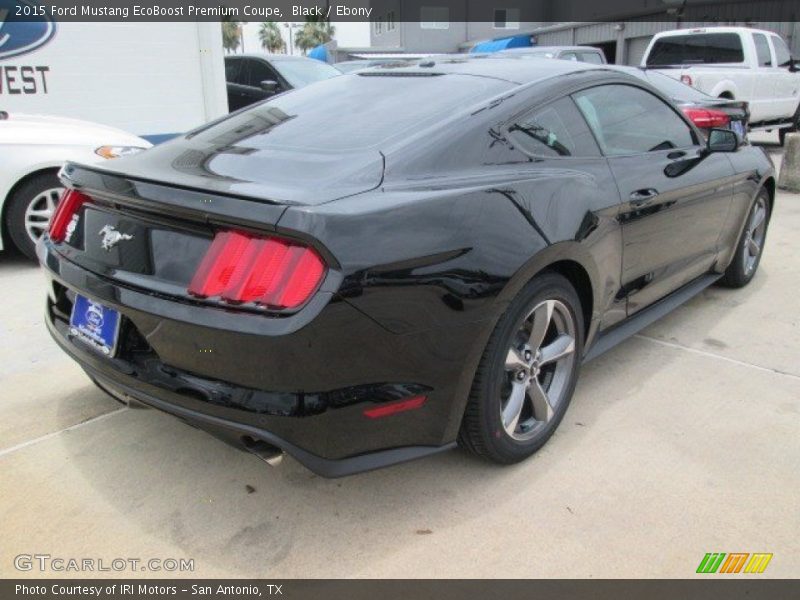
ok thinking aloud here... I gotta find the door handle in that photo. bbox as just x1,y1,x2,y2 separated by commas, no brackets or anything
629,188,659,206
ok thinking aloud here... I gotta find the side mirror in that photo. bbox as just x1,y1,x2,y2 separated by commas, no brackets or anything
707,128,739,153
259,80,280,94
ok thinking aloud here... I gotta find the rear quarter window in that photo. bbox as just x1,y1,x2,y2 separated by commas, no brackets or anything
646,33,744,66
507,97,601,158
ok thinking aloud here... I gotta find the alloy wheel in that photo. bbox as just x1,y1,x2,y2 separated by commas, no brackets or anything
500,298,577,441
24,187,63,244
743,196,768,276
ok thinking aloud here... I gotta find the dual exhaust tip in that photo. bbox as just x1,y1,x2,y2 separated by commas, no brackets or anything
242,436,284,467
100,380,286,468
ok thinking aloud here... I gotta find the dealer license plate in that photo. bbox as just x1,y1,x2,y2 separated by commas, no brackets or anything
69,295,121,356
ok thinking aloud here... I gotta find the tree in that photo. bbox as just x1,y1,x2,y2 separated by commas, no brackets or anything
221,19,242,53
294,20,335,53
258,21,285,53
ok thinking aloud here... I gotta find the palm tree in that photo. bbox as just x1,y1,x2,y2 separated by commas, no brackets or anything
258,21,285,53
221,19,242,53
294,20,335,53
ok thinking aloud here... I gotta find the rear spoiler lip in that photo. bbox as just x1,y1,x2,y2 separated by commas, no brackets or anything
59,162,290,235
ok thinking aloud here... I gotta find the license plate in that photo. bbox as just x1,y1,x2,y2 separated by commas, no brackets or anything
69,295,121,356
731,120,746,138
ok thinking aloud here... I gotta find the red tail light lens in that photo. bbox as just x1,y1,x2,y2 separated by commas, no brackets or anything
363,395,428,419
682,107,730,129
49,189,91,242
188,230,326,310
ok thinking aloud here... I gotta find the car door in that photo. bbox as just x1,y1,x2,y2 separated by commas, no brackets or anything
768,34,800,119
572,83,735,314
224,56,251,112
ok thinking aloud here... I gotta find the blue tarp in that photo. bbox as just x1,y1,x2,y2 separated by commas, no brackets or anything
471,35,533,53
308,45,328,62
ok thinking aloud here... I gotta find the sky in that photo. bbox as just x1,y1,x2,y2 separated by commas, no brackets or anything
238,21,371,56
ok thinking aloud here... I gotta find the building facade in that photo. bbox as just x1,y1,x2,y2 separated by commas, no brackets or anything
366,1,800,64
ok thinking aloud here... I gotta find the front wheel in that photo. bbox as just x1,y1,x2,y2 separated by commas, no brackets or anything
459,273,584,464
719,189,770,288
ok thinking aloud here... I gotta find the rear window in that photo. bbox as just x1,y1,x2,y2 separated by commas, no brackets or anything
646,33,744,66
189,73,512,152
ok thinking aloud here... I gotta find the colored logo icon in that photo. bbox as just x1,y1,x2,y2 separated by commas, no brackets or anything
697,552,773,574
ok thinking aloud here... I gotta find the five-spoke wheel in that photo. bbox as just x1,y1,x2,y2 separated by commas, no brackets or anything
501,299,577,440
459,272,584,463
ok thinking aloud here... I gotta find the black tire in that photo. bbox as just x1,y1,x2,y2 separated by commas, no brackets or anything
459,272,584,464
5,171,63,260
719,188,771,288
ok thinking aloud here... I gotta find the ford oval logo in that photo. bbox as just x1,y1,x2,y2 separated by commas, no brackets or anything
0,1,56,61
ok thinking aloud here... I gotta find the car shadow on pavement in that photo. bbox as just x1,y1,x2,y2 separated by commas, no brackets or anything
49,316,698,578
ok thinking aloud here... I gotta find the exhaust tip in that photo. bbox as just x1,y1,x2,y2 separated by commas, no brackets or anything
242,436,284,467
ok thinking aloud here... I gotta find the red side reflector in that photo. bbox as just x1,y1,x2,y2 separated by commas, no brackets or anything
49,189,91,242
682,107,730,129
363,395,427,419
188,230,326,310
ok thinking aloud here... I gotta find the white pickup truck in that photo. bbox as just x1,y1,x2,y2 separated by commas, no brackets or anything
642,27,800,144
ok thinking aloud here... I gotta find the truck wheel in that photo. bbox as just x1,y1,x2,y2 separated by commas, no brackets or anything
5,172,63,261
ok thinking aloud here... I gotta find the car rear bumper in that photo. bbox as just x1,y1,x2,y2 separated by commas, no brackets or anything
39,238,473,476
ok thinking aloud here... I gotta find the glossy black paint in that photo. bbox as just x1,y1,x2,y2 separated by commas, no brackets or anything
40,59,775,475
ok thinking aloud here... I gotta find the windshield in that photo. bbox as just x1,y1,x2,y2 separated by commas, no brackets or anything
270,59,341,88
188,72,512,152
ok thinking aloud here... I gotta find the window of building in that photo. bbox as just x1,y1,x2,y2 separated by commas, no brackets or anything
753,33,773,67
420,6,450,29
494,8,520,30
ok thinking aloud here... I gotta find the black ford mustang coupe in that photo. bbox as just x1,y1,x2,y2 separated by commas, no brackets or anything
39,59,774,477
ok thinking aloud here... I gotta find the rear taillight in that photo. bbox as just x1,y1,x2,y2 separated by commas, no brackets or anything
680,74,693,86
188,230,326,310
682,107,730,129
49,189,91,242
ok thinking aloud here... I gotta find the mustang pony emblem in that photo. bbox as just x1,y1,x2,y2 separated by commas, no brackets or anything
99,225,133,251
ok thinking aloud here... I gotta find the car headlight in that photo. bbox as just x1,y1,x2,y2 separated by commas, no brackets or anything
94,145,148,159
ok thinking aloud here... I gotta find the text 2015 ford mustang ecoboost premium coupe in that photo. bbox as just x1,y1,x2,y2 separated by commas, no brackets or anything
39,59,774,477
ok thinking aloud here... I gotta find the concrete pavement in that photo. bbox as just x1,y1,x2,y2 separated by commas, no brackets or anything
0,144,797,579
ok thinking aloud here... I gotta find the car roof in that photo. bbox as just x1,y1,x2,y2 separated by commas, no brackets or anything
229,54,314,61
364,56,607,85
652,26,776,38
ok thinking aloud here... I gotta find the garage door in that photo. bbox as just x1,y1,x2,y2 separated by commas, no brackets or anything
626,36,652,66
